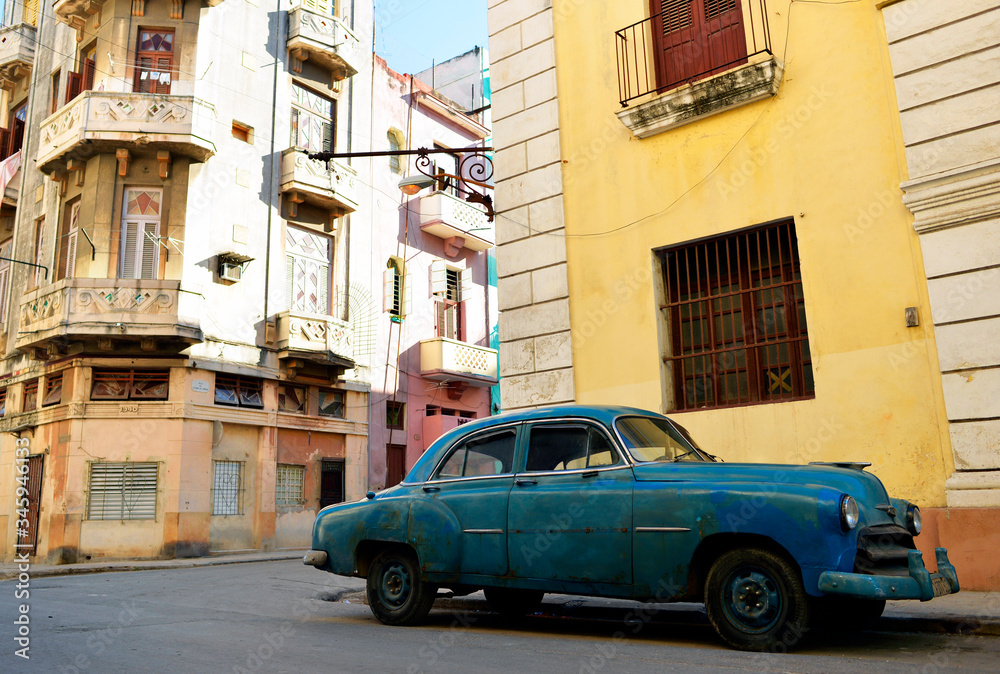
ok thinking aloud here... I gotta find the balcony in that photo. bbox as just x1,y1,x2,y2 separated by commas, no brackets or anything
276,310,354,369
419,191,493,255
420,338,498,388
53,0,106,28
615,0,779,137
280,148,358,215
0,24,36,91
287,7,361,81
37,91,217,174
16,279,203,359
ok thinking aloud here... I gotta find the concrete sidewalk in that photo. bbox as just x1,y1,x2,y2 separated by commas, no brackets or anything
3,552,997,637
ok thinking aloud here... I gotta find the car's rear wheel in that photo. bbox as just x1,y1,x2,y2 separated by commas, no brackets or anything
367,548,436,626
705,547,810,652
484,588,544,617
809,597,886,631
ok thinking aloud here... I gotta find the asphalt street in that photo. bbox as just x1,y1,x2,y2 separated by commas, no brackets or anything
2,559,998,673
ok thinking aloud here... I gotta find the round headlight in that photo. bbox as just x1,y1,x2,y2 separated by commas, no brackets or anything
906,505,922,536
840,495,859,531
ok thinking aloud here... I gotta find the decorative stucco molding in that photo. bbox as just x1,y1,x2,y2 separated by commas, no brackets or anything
902,160,1000,233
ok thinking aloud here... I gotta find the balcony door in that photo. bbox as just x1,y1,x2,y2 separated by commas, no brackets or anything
134,29,174,94
285,226,332,315
119,188,162,279
651,0,747,92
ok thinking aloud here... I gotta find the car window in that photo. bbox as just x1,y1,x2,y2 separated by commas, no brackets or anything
435,428,516,479
615,416,707,463
525,424,621,472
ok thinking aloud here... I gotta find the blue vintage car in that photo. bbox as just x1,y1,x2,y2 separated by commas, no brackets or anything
304,405,959,651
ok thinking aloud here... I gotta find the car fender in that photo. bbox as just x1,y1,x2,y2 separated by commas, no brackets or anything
406,496,463,574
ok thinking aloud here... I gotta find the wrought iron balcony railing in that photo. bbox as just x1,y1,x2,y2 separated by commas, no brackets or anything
616,0,773,107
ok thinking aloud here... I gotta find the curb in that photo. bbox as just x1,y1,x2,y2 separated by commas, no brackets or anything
0,552,304,582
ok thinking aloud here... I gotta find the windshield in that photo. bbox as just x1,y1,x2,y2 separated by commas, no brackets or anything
615,416,708,463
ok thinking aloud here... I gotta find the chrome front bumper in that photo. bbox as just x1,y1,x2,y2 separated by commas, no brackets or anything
303,550,329,568
817,547,960,601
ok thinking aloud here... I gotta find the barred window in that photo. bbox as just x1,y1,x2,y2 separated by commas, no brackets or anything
659,221,813,411
215,375,264,408
92,369,169,400
87,462,158,520
212,460,244,516
318,389,345,418
42,373,63,407
278,384,306,414
0,388,7,416
276,464,305,506
22,379,38,412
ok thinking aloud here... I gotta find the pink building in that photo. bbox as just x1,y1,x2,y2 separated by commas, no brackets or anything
364,57,497,489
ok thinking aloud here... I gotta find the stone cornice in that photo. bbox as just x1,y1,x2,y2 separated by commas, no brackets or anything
902,160,1000,233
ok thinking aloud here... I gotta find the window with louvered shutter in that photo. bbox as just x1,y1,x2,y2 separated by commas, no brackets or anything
59,200,80,280
119,189,162,279
660,0,693,33
87,462,158,520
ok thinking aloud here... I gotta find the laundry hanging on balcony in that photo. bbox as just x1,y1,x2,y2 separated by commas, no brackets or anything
0,150,21,197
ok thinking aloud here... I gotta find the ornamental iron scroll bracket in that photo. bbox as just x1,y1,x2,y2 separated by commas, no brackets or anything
308,146,495,222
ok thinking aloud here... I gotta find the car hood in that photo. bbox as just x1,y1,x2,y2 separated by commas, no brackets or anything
631,461,891,506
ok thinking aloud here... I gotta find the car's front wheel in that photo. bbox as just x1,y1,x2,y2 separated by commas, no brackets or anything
484,588,544,616
705,547,810,652
367,548,436,626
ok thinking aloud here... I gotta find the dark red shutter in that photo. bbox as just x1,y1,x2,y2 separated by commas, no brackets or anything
651,0,747,92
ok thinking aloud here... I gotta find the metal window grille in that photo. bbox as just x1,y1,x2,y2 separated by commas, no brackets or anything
276,464,305,506
318,390,345,418
215,375,264,408
0,388,7,416
386,401,405,429
212,461,244,516
87,462,158,520
22,379,38,412
659,220,813,411
320,459,345,508
91,369,170,400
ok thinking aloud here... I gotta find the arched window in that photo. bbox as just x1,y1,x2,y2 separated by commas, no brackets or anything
387,129,405,173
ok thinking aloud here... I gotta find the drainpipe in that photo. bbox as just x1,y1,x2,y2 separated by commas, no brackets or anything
263,0,282,327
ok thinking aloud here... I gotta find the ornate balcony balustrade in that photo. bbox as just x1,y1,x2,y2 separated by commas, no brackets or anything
419,191,493,256
280,148,359,215
420,338,498,388
16,279,203,359
0,23,36,92
37,91,216,174
276,309,354,369
287,6,361,81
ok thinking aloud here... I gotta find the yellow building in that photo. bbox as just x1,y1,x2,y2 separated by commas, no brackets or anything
488,0,997,588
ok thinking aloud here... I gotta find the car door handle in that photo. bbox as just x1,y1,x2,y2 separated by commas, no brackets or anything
423,486,440,493
582,470,599,478
515,478,537,487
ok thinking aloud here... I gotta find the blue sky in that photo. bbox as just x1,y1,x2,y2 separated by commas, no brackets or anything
375,0,489,75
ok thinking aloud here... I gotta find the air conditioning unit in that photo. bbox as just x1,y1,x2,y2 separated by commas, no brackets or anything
218,252,253,283
220,262,242,282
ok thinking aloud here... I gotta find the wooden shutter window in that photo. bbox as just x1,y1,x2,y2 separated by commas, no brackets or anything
661,0,694,33
42,373,63,407
0,240,11,324
134,30,174,95
23,379,38,412
120,189,162,280
65,72,83,103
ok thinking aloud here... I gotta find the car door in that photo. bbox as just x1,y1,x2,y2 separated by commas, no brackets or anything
421,425,517,577
507,421,634,585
